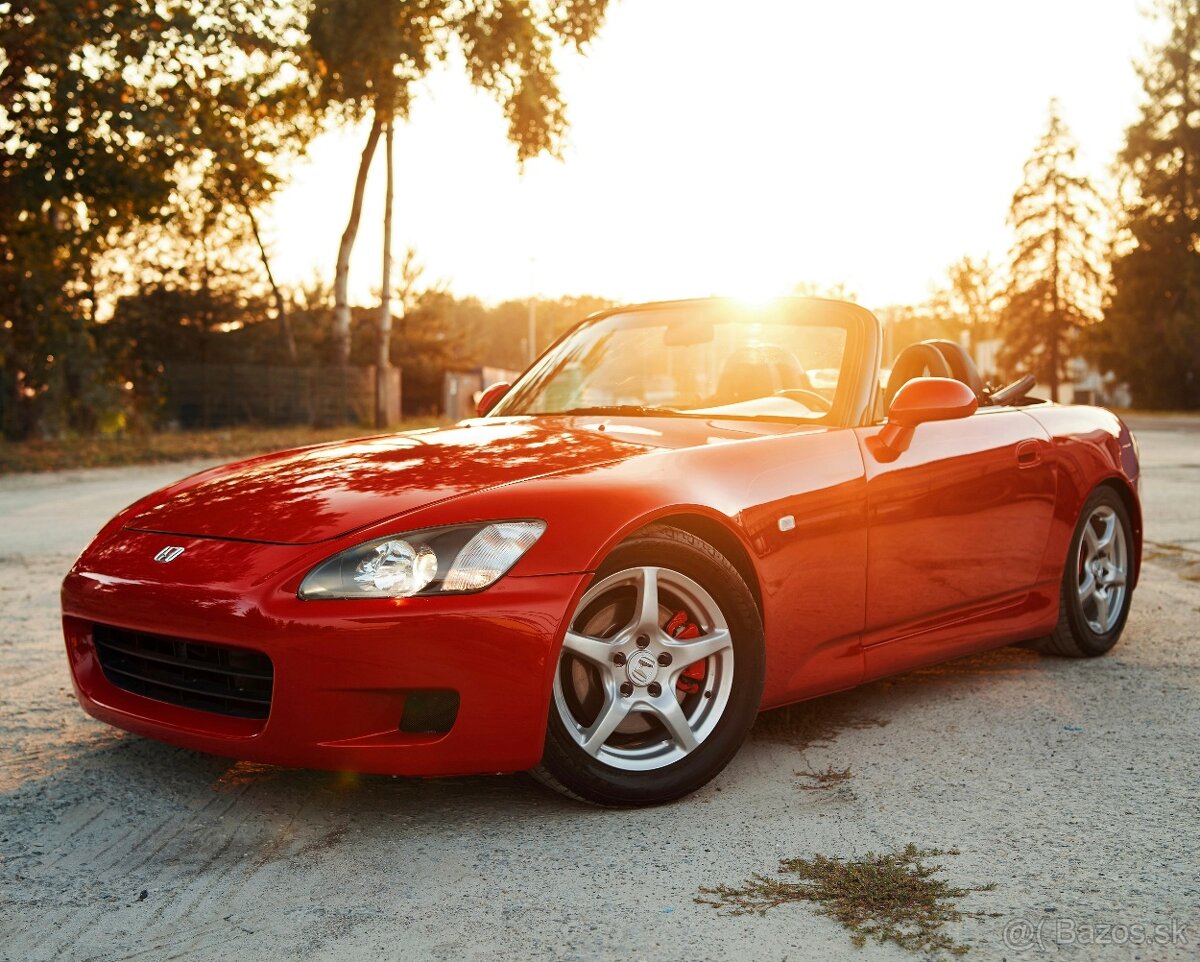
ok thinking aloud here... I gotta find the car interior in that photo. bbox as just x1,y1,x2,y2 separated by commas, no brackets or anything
714,343,815,402
683,336,840,419
877,338,1038,421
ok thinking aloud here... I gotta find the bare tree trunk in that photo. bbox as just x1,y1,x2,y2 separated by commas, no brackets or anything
376,115,395,429
1051,171,1063,403
333,110,384,367
245,201,296,364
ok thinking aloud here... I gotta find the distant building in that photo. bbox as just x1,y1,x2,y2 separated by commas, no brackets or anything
442,365,523,421
1066,356,1131,408
972,337,1129,406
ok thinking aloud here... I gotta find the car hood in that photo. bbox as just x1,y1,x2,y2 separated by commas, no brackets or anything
124,421,654,545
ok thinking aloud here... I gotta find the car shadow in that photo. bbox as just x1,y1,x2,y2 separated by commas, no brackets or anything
1,642,1054,898
2,639,1094,962
752,642,1044,748
8,644,1049,804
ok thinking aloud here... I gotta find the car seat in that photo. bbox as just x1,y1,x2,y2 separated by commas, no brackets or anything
715,344,813,403
923,339,985,401
884,342,952,411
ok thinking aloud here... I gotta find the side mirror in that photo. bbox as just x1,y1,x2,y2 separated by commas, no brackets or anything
475,381,511,417
874,377,977,458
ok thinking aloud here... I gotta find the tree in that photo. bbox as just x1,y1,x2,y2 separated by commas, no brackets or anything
185,5,322,365
999,102,1106,400
944,256,1001,354
99,168,279,427
390,288,466,417
375,119,397,426
874,303,959,366
457,293,612,371
1099,0,1200,408
792,281,858,302
911,256,1004,380
0,0,318,438
2,0,184,436
306,0,613,377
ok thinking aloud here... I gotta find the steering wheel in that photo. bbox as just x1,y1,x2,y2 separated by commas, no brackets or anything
774,388,833,412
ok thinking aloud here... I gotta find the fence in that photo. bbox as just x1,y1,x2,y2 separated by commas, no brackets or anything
162,363,401,428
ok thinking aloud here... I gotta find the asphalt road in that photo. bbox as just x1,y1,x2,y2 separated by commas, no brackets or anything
1124,414,1200,553
1,419,1197,961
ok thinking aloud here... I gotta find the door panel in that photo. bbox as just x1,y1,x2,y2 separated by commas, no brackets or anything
739,429,868,706
855,409,1056,678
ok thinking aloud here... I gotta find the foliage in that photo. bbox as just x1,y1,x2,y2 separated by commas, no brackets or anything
101,285,272,430
99,266,614,425
0,0,318,439
460,293,614,370
792,280,858,303
880,257,1005,379
308,0,610,159
387,289,469,415
1098,0,1200,408
697,845,996,959
877,303,964,367
999,101,1106,399
936,257,1002,350
308,0,612,366
365,289,614,414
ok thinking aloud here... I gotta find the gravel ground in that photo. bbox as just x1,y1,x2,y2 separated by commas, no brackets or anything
1,422,1198,961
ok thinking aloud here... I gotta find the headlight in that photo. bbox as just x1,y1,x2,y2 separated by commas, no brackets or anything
298,520,546,600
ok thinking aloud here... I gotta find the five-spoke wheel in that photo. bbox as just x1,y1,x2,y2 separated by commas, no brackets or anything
1076,502,1129,635
1033,486,1136,658
535,525,763,805
553,565,735,770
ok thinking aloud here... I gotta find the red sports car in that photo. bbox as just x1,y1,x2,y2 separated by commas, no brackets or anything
62,298,1141,805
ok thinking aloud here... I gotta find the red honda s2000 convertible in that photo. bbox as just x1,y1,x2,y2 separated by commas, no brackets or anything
63,298,1141,805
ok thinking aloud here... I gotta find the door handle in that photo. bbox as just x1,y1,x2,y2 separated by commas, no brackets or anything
1016,440,1041,467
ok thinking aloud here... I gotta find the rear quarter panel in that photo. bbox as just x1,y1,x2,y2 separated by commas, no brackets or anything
1022,405,1143,589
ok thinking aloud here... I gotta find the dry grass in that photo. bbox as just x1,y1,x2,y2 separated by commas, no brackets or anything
697,845,997,959
0,419,446,473
796,764,854,790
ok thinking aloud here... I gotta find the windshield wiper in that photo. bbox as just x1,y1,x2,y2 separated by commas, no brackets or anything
552,405,685,417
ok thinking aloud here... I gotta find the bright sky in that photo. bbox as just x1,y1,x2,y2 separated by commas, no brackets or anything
264,0,1155,311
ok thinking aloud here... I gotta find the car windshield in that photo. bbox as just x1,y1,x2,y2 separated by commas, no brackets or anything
492,301,851,421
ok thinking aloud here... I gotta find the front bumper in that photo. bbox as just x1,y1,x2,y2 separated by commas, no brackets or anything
62,529,589,776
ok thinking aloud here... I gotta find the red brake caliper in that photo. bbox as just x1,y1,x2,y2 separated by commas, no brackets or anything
665,610,706,695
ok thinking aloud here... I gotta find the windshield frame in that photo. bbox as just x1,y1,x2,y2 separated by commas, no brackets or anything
487,296,877,427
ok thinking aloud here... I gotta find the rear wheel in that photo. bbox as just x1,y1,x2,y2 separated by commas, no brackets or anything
1031,486,1134,657
534,525,764,806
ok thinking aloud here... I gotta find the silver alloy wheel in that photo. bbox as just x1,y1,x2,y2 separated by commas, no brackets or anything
552,566,735,772
1077,503,1128,634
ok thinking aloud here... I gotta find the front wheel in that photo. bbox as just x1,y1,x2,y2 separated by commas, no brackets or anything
533,525,764,806
1031,486,1134,657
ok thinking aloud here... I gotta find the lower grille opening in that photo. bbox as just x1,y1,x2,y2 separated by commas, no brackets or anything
399,690,460,734
93,624,273,720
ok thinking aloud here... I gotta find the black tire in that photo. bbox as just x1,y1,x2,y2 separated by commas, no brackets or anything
533,525,764,806
1029,486,1134,658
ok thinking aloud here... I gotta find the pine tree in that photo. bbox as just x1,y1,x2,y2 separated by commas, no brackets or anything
1000,101,1105,401
1099,0,1200,409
